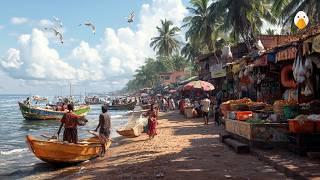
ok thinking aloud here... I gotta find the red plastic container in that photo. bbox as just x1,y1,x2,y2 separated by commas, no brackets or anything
288,120,315,133
235,111,253,121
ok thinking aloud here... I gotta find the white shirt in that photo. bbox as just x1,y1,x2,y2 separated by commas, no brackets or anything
201,98,211,112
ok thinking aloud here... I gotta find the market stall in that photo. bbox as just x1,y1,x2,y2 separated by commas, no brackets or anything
221,26,320,153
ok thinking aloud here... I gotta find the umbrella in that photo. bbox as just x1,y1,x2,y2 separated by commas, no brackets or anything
183,80,215,91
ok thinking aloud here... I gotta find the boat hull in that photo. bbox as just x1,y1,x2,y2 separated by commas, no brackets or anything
18,102,90,120
117,111,148,138
108,101,136,111
25,135,111,164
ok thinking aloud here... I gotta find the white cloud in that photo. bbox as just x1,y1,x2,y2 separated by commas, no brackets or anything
1,0,187,92
38,19,54,27
0,25,4,30
11,17,29,25
0,48,22,69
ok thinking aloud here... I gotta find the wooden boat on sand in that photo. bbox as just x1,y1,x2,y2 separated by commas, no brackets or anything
117,110,148,138
108,101,136,111
25,135,111,164
18,102,90,120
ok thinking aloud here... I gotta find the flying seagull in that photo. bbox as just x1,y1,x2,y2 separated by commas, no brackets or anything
52,16,63,28
126,11,135,23
44,27,64,44
79,21,96,35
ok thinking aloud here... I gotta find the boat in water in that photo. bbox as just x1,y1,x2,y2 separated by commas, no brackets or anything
84,96,108,105
18,102,90,120
25,135,111,164
108,101,136,111
117,110,148,138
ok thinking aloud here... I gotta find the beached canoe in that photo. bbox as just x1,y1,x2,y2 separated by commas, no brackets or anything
25,135,111,164
108,101,136,111
18,102,90,120
117,111,148,138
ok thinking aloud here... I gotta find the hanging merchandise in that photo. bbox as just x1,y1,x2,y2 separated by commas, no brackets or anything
304,56,313,78
281,65,297,88
255,40,265,52
302,79,314,96
293,45,306,83
312,35,320,53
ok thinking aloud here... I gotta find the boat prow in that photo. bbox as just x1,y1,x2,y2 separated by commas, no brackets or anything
25,135,111,164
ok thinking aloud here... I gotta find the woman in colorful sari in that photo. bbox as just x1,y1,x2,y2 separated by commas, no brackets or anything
57,104,86,143
144,104,158,140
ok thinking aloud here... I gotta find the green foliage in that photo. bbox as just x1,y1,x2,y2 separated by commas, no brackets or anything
150,19,181,57
272,0,320,32
126,55,189,92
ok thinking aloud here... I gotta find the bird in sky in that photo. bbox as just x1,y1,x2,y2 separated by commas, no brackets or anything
52,16,63,28
44,27,64,44
126,11,135,23
79,21,96,35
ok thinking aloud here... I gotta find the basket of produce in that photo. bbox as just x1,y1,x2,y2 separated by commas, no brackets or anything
230,104,249,111
273,100,297,116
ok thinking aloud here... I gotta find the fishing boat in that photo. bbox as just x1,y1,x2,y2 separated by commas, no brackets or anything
25,135,111,164
18,102,90,120
117,110,148,138
108,101,136,111
84,96,107,105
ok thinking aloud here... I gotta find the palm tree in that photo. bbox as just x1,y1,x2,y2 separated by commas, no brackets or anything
150,19,181,57
272,0,320,30
183,0,218,51
266,28,276,35
210,0,276,44
181,42,202,61
170,54,188,72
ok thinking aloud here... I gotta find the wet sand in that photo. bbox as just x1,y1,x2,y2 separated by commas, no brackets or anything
26,111,289,180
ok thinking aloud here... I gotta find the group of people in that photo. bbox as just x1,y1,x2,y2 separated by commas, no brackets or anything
179,90,224,126
57,104,111,156
158,96,176,112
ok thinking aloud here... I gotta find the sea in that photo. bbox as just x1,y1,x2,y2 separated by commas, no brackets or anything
0,94,130,178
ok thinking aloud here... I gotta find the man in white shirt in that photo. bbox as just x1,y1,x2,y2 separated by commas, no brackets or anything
200,95,211,125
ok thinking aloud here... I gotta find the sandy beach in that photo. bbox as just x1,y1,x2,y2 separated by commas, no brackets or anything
25,111,289,180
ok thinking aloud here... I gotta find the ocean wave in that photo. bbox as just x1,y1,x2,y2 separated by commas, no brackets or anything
111,115,123,119
0,148,28,155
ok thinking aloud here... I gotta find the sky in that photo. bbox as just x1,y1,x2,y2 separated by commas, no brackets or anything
0,0,277,96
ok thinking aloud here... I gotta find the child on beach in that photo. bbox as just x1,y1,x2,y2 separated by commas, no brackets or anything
144,104,158,140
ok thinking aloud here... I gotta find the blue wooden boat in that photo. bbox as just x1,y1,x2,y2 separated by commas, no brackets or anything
18,102,90,120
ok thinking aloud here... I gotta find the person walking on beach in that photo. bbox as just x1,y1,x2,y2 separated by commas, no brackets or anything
144,104,158,140
94,105,111,156
201,95,211,125
57,104,86,143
